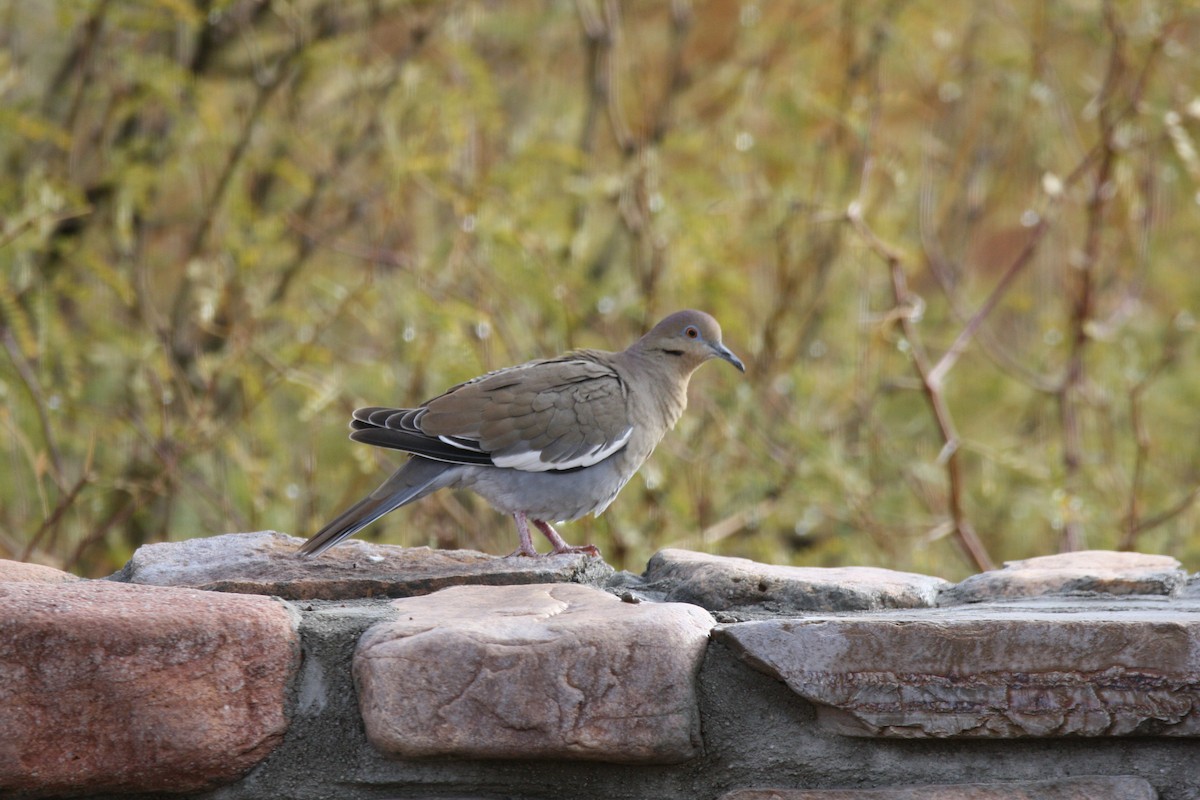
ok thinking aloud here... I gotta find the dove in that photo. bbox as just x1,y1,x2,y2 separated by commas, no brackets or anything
298,310,744,558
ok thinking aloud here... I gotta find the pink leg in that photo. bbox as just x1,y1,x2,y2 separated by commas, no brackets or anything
506,512,541,557
534,519,601,558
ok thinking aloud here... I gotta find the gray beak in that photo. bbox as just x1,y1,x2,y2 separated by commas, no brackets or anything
713,342,746,373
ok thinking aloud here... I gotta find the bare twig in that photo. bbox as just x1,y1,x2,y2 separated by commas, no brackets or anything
845,9,991,572
270,13,433,304
65,499,137,572
918,6,1175,398
847,205,995,572
648,0,693,144
917,171,1061,393
927,219,1049,388
590,1,695,323
1119,319,1190,549
170,59,297,338
0,207,94,253
285,210,413,272
21,437,95,561
44,0,112,127
2,329,65,484
575,0,609,156
599,0,634,153
1057,0,1126,551
1124,485,1200,541
917,2,1177,554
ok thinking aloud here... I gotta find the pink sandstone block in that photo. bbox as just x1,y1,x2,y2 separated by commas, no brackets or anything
0,559,81,584
0,580,299,796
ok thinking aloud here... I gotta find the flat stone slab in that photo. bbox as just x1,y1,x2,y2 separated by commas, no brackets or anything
0,580,299,796
720,775,1156,799
0,558,81,583
942,550,1185,604
355,583,715,763
111,530,613,600
720,599,1200,738
645,549,948,613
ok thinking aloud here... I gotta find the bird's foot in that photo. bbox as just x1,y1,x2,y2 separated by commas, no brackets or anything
507,512,541,557
549,542,602,558
534,519,601,559
504,541,601,558
507,514,602,559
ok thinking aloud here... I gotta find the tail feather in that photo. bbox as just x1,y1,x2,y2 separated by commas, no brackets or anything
297,457,457,557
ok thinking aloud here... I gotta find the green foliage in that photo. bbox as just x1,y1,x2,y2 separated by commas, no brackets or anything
2,0,1198,578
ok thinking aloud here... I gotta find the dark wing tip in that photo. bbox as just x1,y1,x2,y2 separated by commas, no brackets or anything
349,427,494,466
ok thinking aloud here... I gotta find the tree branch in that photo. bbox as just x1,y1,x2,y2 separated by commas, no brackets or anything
848,204,995,572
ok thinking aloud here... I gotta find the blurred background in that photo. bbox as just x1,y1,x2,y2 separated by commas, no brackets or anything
2,1,1198,579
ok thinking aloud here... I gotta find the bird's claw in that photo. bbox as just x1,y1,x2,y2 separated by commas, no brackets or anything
550,543,601,558
504,543,601,559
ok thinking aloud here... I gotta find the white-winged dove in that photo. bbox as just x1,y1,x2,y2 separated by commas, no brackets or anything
298,310,744,558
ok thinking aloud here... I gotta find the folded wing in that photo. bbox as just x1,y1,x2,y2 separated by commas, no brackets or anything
348,354,633,472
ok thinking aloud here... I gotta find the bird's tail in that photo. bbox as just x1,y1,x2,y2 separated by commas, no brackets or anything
297,457,457,557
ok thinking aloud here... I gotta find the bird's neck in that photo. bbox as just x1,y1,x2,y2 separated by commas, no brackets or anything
616,348,695,432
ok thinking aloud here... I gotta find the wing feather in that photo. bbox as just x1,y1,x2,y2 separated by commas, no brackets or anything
346,353,634,472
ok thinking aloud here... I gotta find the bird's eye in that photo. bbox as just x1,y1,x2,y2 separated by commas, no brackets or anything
685,326,699,339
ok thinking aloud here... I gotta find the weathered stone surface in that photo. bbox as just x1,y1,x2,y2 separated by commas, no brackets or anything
1182,575,1200,598
942,550,1185,605
720,775,1156,799
0,580,299,796
355,582,715,763
720,599,1200,738
0,558,81,583
645,548,948,613
112,530,614,600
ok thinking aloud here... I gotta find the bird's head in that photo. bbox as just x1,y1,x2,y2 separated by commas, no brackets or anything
638,310,745,374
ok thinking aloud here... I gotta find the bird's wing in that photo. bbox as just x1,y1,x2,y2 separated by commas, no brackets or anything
348,354,634,472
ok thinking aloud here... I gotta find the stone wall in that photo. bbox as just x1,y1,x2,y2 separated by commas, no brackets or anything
3,532,1198,799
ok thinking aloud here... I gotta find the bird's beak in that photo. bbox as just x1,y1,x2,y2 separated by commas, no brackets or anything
712,342,746,373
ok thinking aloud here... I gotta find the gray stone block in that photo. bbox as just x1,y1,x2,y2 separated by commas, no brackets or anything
941,550,1185,605
720,775,1156,798
355,583,715,762
645,548,948,613
111,530,613,600
720,599,1200,738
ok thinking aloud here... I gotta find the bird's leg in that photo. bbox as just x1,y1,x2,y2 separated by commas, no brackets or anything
534,519,601,558
507,512,541,557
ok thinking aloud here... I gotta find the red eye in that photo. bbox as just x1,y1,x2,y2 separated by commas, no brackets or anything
685,326,699,339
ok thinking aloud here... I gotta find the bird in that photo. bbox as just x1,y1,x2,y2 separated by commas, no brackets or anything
297,309,744,558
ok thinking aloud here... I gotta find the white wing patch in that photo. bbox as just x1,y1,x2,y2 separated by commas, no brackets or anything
438,434,485,453
493,426,633,473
